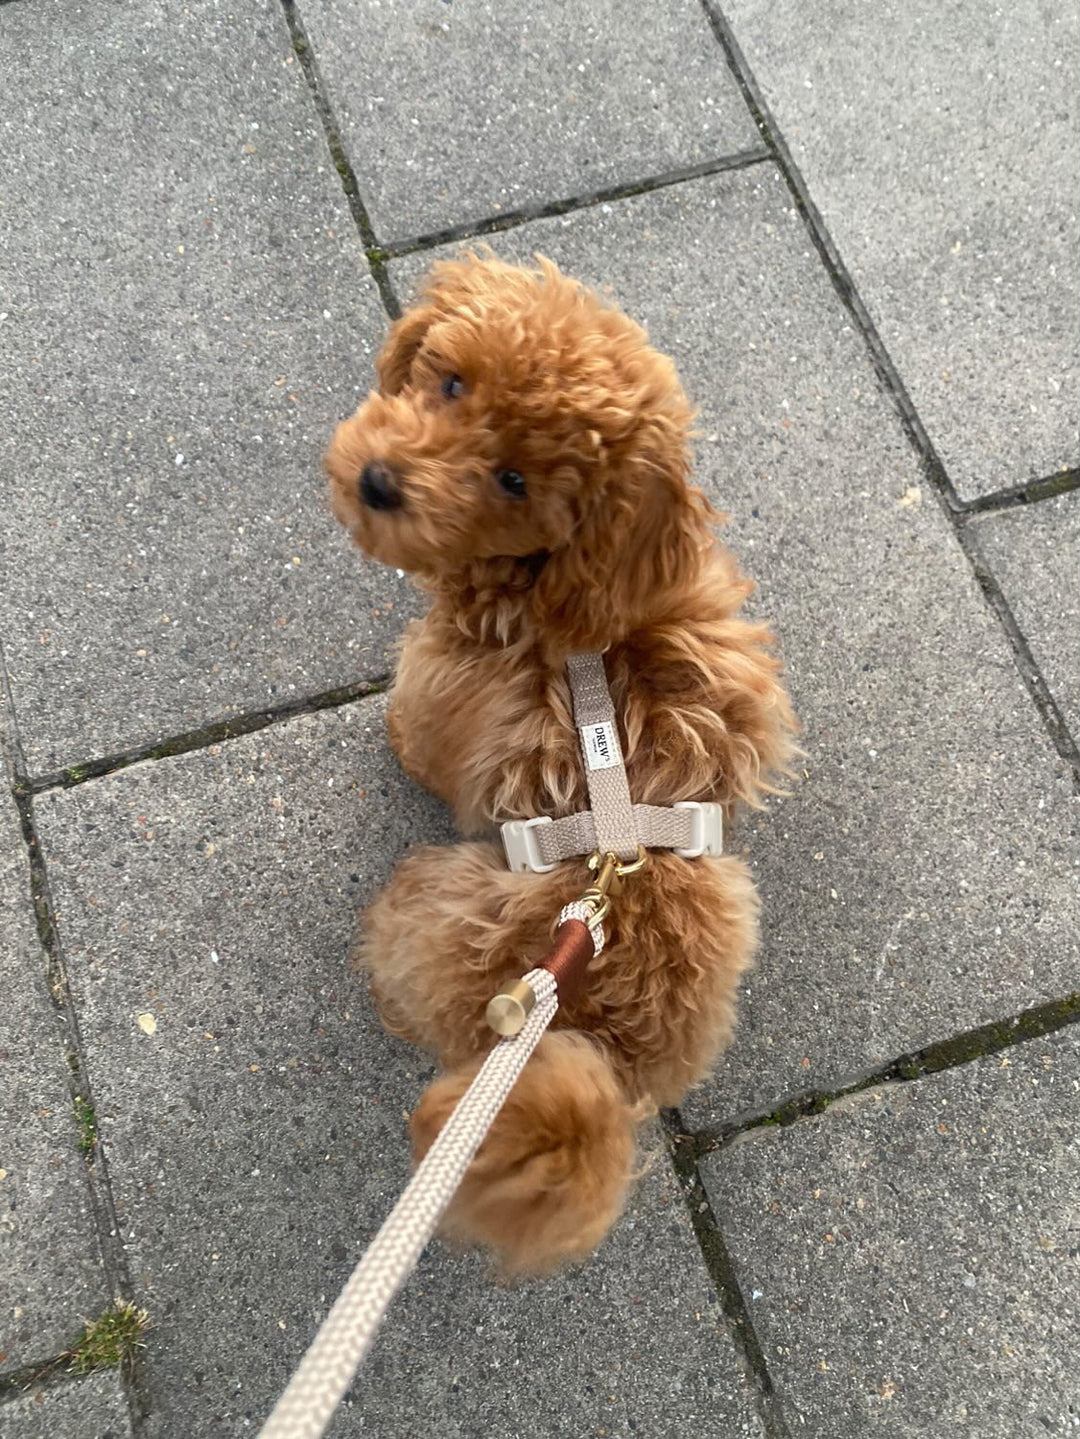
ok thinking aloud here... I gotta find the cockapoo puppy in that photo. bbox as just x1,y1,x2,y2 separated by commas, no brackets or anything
326,253,797,1276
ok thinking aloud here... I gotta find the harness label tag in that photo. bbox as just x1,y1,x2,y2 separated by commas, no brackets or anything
582,721,621,771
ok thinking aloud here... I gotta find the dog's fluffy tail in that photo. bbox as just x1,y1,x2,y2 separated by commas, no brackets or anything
410,1030,642,1277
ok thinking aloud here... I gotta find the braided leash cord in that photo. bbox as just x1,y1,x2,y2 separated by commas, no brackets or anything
259,907,602,1439
556,899,607,944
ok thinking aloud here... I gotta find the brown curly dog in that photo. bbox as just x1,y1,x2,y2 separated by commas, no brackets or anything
326,253,797,1276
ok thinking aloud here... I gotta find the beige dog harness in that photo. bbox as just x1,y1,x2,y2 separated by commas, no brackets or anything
500,651,724,873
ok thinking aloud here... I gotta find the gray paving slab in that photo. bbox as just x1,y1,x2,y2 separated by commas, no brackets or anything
720,0,1080,499
389,165,1080,1129
296,0,759,241
35,701,763,1438
329,1154,764,1439
700,1029,1080,1438
0,789,106,1374
0,0,413,778
973,491,1080,743
0,1371,133,1439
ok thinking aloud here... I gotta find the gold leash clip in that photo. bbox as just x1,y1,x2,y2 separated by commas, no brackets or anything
579,845,648,926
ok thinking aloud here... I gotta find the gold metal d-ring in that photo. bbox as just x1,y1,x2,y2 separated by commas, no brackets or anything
586,843,648,879
614,845,648,876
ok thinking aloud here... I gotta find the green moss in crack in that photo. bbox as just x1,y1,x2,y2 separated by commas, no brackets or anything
331,145,357,194
73,1096,97,1155
764,1090,834,1129
69,1301,149,1376
912,995,1080,1076
1036,469,1080,502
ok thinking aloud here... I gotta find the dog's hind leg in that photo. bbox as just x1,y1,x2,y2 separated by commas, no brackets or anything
353,839,583,1065
411,1030,644,1276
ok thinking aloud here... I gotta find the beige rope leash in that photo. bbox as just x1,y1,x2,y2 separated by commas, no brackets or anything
258,652,657,1438
259,968,558,1439
259,903,606,1439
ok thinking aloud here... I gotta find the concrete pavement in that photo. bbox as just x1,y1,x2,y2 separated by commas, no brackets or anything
1,2,1077,1434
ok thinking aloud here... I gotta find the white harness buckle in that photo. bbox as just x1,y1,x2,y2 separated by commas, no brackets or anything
500,816,556,874
672,801,724,859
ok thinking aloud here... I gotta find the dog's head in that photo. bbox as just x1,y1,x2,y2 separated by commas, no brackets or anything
326,253,712,645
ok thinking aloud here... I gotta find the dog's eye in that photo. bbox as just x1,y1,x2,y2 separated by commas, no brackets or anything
496,469,527,499
441,374,465,400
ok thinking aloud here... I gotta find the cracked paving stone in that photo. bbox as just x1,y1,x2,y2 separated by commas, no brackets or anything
0,0,413,776
390,164,1080,1126
701,1028,1080,1438
34,699,763,1438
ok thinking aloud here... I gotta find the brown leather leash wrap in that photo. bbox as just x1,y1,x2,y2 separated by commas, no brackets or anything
485,895,615,1037
540,917,594,1003
486,912,599,1035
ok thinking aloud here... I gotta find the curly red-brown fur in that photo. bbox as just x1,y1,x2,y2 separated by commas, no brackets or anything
326,252,798,1275
412,1033,641,1278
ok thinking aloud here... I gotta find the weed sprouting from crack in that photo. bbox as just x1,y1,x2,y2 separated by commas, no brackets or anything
73,1095,98,1156
0,1302,150,1396
69,1301,149,1377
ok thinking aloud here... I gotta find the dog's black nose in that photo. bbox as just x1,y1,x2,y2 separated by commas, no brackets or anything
359,462,403,512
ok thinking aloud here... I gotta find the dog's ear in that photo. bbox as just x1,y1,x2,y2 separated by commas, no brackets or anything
376,303,439,396
377,253,502,396
532,411,713,649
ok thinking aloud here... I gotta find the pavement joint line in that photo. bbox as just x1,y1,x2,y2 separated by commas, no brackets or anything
0,649,144,1431
373,149,773,260
697,2,962,503
700,0,1080,794
22,674,391,796
956,465,1080,515
662,1111,793,1439
0,1350,109,1402
958,524,1080,786
681,989,1080,1161
280,0,402,318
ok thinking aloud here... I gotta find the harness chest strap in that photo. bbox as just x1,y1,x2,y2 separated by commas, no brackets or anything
501,650,723,873
564,651,639,860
